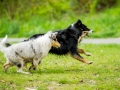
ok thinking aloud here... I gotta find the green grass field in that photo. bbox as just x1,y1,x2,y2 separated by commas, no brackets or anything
0,44,120,90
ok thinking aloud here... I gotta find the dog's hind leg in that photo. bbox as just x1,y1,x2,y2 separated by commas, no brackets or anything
4,63,13,72
30,58,40,71
70,51,93,64
4,58,13,72
77,48,91,56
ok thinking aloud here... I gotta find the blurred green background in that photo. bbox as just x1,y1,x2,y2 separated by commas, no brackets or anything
0,0,120,38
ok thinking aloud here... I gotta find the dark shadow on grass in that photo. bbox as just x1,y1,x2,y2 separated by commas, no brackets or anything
31,68,85,74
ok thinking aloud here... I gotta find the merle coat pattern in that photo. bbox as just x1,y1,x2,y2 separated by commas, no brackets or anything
1,31,60,74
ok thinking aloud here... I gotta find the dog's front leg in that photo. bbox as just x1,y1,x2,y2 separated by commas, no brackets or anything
70,51,93,64
17,60,30,74
30,58,40,70
29,64,36,71
77,48,91,56
29,60,41,71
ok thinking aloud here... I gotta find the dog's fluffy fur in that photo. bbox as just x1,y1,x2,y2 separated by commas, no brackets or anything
23,19,93,64
0,31,60,74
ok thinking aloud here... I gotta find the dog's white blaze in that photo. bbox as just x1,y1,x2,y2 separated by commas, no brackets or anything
71,23,74,27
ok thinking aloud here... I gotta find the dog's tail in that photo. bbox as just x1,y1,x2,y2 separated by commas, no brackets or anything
0,35,8,52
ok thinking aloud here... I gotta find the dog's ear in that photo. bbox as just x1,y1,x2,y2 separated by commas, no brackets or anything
53,32,58,39
75,19,82,27
47,31,53,39
50,32,57,40
77,19,82,23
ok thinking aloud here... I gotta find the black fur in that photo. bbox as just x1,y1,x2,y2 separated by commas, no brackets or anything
26,20,90,55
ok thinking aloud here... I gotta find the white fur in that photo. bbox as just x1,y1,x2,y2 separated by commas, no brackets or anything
0,31,57,74
88,30,93,33
71,23,74,28
0,35,8,52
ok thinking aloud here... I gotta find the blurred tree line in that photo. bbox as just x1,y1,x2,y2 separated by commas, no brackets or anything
0,0,118,20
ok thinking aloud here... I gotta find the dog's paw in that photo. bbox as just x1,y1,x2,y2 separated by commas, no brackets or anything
87,61,93,64
85,52,91,56
20,72,31,74
17,70,31,74
25,72,31,75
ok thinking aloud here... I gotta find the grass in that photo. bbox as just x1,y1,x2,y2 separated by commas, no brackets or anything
0,44,120,90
